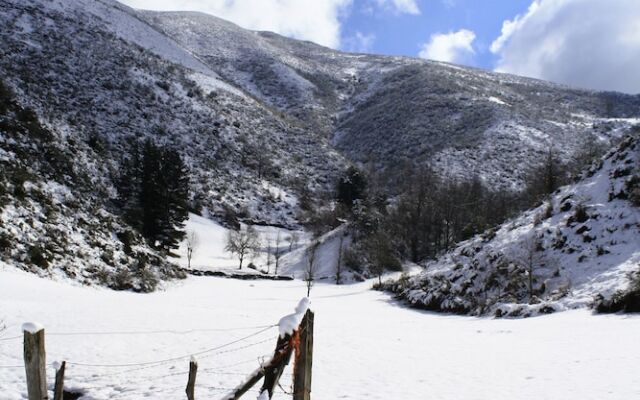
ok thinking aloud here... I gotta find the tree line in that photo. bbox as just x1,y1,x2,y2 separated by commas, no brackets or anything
306,138,608,281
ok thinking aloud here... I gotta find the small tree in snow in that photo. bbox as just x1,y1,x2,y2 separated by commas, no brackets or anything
305,241,320,297
265,238,273,273
274,230,283,275
515,233,548,302
225,226,260,270
185,230,199,270
287,231,300,252
335,235,344,285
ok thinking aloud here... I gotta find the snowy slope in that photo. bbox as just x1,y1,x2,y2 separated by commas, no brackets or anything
175,213,307,274
2,0,640,287
1,267,640,400
278,225,352,281
140,10,640,190
382,134,640,316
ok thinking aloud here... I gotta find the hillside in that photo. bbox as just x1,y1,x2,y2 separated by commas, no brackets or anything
381,134,640,316
142,8,640,189
1,0,640,285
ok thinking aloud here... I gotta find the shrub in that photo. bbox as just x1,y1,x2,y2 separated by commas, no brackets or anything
137,268,158,293
595,270,640,313
111,268,133,291
28,245,49,269
570,203,589,224
0,232,11,253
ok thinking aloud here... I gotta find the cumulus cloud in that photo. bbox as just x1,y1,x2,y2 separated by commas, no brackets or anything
418,29,476,64
120,0,352,48
491,0,640,94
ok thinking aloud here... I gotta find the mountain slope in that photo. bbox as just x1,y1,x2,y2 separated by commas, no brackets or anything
1,0,639,286
381,133,640,316
140,9,640,189
0,0,347,227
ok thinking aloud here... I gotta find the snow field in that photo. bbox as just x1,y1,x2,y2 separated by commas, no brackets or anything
1,267,639,400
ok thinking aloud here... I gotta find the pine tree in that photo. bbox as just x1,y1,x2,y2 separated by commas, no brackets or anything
115,146,143,231
336,166,367,210
116,139,190,254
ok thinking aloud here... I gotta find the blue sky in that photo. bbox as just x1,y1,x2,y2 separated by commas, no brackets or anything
121,0,640,93
341,0,531,70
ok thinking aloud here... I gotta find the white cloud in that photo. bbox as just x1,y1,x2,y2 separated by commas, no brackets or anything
344,31,376,53
120,0,352,48
491,0,640,93
418,29,476,64
375,0,421,15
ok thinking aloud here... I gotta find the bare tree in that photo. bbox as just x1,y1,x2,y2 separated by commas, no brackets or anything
366,231,398,286
225,226,260,269
516,233,546,302
287,232,300,252
335,235,344,285
265,238,273,274
305,241,320,297
274,230,282,275
185,230,199,270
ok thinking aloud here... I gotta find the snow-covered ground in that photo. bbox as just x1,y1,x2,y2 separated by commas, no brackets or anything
1,267,639,400
175,213,308,274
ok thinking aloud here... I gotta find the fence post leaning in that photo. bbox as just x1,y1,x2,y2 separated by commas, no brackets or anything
23,323,48,400
259,333,294,399
186,357,198,400
293,310,314,400
53,361,66,400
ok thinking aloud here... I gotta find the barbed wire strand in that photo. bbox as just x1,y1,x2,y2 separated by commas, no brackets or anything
84,336,276,377
64,325,276,368
0,324,276,342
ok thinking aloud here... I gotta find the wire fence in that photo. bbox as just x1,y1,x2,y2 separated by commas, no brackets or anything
1,304,313,399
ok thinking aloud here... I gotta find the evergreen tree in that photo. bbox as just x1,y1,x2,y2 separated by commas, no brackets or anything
115,146,143,231
336,166,367,210
116,139,190,254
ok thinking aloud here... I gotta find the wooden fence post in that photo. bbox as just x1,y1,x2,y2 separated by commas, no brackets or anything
259,334,294,399
23,323,48,400
53,361,66,400
186,357,197,400
293,310,314,400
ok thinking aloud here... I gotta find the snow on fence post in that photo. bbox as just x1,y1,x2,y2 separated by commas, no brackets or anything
23,322,48,400
53,361,66,400
293,310,314,400
222,298,311,400
186,356,198,400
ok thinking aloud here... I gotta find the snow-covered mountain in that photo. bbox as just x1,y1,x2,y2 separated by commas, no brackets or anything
1,0,639,286
381,133,640,316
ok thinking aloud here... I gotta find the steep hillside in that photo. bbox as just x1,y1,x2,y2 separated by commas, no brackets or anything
381,133,640,316
0,0,347,228
0,80,184,289
140,9,640,189
2,0,639,286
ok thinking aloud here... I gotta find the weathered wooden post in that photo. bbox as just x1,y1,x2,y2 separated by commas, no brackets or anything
186,357,197,400
23,322,48,400
53,361,66,400
293,310,314,400
259,334,294,399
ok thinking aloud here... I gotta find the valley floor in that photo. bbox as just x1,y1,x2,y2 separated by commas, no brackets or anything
1,267,639,400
